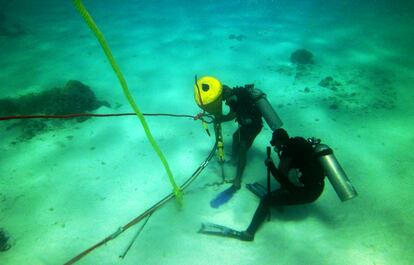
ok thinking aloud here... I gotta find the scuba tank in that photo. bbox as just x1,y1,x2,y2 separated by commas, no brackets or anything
309,138,358,201
245,84,283,131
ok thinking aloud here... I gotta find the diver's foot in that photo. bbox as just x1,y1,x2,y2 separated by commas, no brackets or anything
199,223,254,241
232,178,241,190
210,185,238,208
232,182,241,190
239,230,254,241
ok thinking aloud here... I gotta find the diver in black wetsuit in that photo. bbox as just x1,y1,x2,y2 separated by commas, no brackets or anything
199,128,326,240
209,83,284,208
220,84,263,189
239,128,326,240
200,128,356,240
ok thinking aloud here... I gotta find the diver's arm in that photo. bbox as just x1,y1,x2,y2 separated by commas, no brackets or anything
219,111,236,122
266,157,296,189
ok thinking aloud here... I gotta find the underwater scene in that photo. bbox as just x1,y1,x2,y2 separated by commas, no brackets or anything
1,0,413,264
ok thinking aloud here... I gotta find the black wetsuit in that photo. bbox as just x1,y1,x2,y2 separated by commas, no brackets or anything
246,137,325,236
225,85,263,151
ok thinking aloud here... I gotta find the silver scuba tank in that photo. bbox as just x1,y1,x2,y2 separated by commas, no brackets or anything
247,85,283,130
314,143,358,201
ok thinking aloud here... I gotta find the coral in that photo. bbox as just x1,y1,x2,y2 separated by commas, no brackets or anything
0,12,26,37
318,76,342,91
0,229,10,252
1,80,110,116
6,120,48,140
319,76,333,87
294,64,311,80
228,34,246,41
0,98,18,116
0,80,110,141
290,49,314,65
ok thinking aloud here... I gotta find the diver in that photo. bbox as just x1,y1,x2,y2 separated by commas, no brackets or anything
209,84,271,208
221,84,265,189
194,76,284,208
200,128,327,241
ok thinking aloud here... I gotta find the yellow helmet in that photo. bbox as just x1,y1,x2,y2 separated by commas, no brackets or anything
194,76,223,116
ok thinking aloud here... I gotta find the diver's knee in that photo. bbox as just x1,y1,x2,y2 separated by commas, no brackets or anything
306,189,323,203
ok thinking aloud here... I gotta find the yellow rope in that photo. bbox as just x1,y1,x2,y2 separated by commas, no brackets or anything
72,0,182,203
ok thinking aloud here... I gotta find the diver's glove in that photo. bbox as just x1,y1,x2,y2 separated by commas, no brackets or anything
264,158,274,168
210,185,238,208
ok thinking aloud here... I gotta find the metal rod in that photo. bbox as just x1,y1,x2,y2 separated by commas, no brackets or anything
119,214,152,259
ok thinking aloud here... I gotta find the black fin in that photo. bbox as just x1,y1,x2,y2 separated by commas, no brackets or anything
246,182,267,198
198,223,242,239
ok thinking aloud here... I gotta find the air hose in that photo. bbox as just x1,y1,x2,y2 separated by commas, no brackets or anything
64,142,217,265
71,0,182,202
0,112,198,121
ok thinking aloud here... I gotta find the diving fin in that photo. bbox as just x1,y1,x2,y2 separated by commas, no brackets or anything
199,223,253,241
210,185,238,208
246,182,268,199
198,223,243,239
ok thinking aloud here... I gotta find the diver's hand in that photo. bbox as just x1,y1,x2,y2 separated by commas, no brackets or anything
264,158,273,167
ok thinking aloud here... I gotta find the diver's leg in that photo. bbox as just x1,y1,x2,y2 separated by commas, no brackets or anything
231,129,241,163
233,140,247,189
243,188,295,240
242,183,325,241
233,125,260,189
243,194,272,239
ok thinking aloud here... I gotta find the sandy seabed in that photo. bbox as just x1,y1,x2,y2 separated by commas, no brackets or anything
1,1,413,265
